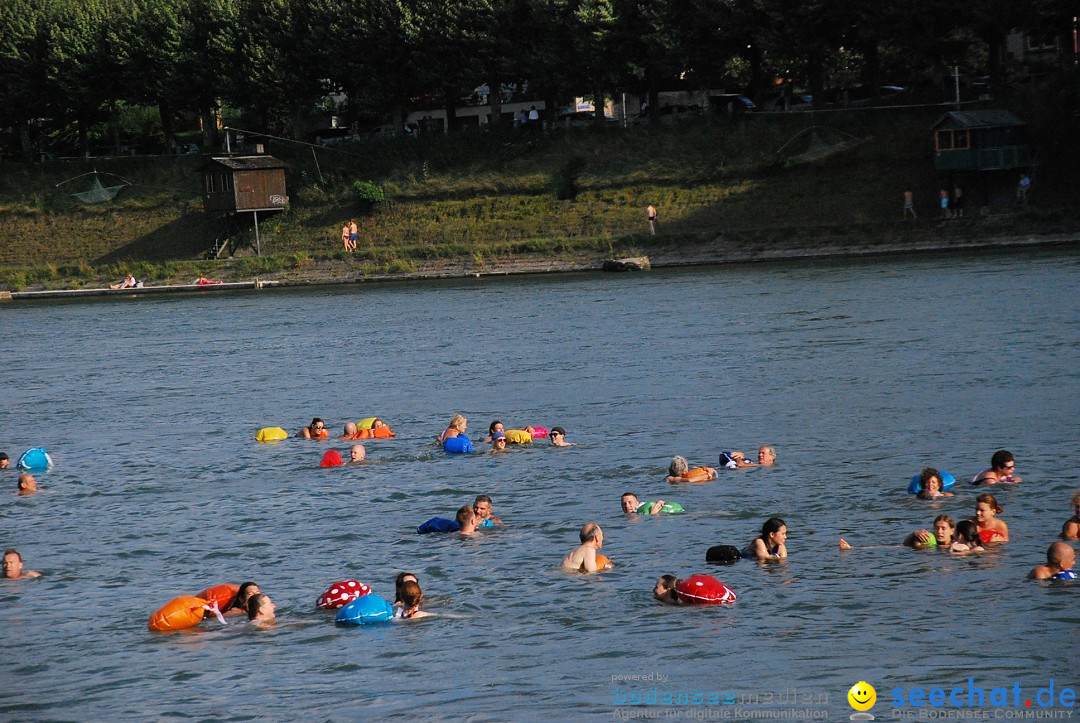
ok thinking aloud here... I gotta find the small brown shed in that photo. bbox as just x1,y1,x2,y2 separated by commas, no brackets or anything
199,156,288,213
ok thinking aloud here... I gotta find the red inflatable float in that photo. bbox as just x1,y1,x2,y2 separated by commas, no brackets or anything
196,583,239,611
675,574,736,605
320,450,344,467
148,595,210,631
316,579,372,609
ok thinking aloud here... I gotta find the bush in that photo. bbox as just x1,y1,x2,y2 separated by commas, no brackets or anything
553,156,586,200
353,180,386,211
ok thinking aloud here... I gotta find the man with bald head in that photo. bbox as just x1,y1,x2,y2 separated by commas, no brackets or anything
1028,542,1077,580
561,523,605,573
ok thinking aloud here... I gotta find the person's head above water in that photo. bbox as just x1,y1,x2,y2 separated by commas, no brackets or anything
580,522,603,547
17,473,37,495
491,432,507,449
489,420,504,436
760,517,787,542
227,581,260,612
932,515,956,545
918,468,942,493
621,493,641,514
474,495,493,519
669,456,689,477
757,445,776,466
350,444,366,463
0,452,9,469
1047,541,1076,571
343,421,358,437
653,575,681,604
450,414,467,431
395,572,418,604
991,450,1015,473
246,593,275,622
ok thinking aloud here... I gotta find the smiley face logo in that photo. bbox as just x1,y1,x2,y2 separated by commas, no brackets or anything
847,681,876,712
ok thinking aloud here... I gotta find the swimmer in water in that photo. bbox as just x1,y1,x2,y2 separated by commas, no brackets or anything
246,593,276,623
438,414,467,444
17,473,37,495
455,505,480,536
743,518,788,560
394,572,419,607
395,580,433,619
485,420,505,442
2,549,41,579
299,418,328,439
665,455,717,483
972,449,1022,485
341,421,361,440
561,523,605,573
948,520,985,554
973,492,1009,542
224,582,260,615
473,495,502,525
653,575,681,604
1060,491,1080,540
349,444,366,463
897,514,957,549
915,468,954,499
0,452,9,469
620,493,670,515
549,426,573,447
1027,542,1077,580
490,432,508,452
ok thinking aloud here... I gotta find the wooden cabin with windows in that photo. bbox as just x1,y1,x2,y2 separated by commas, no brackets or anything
199,156,288,213
931,110,1032,172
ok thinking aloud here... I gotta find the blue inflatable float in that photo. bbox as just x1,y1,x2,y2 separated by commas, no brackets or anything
443,434,473,454
17,447,53,471
907,471,956,495
336,593,394,625
417,517,460,534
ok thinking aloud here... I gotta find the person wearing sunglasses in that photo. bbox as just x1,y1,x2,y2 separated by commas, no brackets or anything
549,426,573,447
972,449,1022,485
298,417,330,439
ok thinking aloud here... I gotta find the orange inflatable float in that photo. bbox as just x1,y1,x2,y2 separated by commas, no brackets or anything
675,467,716,483
148,595,210,631
196,584,239,611
595,553,614,570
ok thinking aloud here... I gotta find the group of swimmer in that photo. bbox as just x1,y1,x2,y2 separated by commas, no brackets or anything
6,437,1077,625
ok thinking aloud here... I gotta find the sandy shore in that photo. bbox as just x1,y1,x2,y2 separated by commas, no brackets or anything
4,228,1077,301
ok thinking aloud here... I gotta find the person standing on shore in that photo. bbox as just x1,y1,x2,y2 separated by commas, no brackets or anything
952,186,964,217
1017,173,1031,204
903,189,916,220
341,222,351,252
938,189,950,219
348,219,358,252
647,204,657,235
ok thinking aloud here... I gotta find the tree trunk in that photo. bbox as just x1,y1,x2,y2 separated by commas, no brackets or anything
20,121,33,163
158,100,174,145
647,69,659,120
488,75,502,127
201,106,216,148
593,88,604,124
443,87,458,133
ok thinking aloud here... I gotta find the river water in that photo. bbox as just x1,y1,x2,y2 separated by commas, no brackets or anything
2,249,1078,720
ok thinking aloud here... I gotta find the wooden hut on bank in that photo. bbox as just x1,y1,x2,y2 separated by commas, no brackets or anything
199,156,288,255
931,110,1033,172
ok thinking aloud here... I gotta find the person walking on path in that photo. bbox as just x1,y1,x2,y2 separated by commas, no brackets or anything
938,188,951,219
347,219,358,252
1017,173,1031,205
903,189,917,220
647,204,657,235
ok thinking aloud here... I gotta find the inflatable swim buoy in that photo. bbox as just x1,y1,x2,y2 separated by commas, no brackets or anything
312,428,329,439
317,580,371,609
443,435,474,454
369,426,395,439
357,417,378,430
417,517,460,534
673,467,714,483
1050,570,1079,581
530,426,549,439
907,471,956,494
920,533,939,548
675,574,736,605
595,553,614,570
148,595,210,631
705,545,741,565
636,501,684,514
196,584,239,611
335,593,394,625
255,427,289,443
718,452,741,469
504,429,532,444
17,447,52,471
320,450,343,467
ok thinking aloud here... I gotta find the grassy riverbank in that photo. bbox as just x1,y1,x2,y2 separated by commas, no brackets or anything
2,107,1078,291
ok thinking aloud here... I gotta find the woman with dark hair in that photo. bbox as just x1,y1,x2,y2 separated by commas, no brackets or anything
973,493,1009,542
224,582,260,615
485,420,504,442
915,468,953,499
394,572,418,606
653,575,681,604
743,517,788,560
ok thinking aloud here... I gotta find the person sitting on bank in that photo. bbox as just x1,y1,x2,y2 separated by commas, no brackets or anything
195,276,222,285
561,523,605,573
1027,542,1077,580
2,548,41,579
109,274,137,290
972,450,1022,485
298,418,329,439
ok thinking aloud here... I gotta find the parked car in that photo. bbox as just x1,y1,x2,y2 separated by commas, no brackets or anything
710,94,756,114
